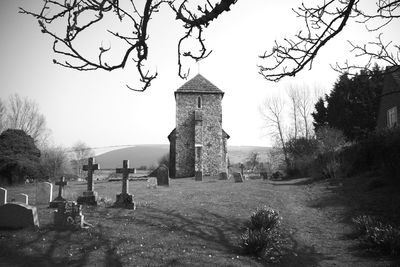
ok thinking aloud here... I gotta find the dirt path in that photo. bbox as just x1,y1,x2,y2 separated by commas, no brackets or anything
267,178,393,267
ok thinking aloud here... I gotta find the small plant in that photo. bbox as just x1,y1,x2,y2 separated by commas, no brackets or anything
352,215,381,236
352,215,400,256
98,196,114,207
241,206,282,262
248,206,280,231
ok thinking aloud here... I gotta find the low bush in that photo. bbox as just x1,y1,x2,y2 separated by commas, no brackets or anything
352,215,400,256
310,127,400,180
241,206,282,262
247,206,280,231
341,128,400,179
285,137,318,178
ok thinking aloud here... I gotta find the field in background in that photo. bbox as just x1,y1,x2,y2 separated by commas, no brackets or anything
94,145,272,169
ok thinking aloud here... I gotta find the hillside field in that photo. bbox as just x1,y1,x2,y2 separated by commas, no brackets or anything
95,145,272,169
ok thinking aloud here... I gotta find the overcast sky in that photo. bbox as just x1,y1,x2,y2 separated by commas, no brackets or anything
0,0,399,153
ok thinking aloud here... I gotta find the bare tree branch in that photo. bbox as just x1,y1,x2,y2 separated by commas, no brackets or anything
20,0,236,91
259,0,400,81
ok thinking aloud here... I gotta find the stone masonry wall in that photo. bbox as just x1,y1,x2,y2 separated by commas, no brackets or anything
175,93,227,177
175,94,195,178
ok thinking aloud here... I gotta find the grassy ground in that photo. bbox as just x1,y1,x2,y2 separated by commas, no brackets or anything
0,175,399,266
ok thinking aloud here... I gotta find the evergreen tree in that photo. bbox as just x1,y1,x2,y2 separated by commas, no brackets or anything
0,129,41,184
311,65,384,140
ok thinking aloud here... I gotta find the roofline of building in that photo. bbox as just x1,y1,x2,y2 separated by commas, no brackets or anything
174,91,224,99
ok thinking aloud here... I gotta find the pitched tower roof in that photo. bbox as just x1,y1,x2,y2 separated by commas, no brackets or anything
175,74,224,97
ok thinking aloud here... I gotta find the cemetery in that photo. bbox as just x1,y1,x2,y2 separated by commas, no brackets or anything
1,0,400,266
0,156,399,266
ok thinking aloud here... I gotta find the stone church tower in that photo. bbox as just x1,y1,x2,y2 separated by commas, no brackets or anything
168,74,229,178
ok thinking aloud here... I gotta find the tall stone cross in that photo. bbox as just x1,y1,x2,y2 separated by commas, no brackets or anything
55,176,67,199
83,157,99,192
116,160,135,195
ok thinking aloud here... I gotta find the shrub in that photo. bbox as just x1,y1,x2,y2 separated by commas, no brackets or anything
248,206,280,231
241,206,282,261
285,137,318,178
352,215,400,256
352,215,381,236
340,128,400,179
271,171,283,180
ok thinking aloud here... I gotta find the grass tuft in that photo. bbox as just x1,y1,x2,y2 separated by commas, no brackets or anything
353,215,400,256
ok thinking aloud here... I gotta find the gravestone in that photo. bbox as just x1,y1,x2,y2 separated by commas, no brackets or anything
36,182,53,205
260,172,268,180
219,172,228,180
0,203,39,229
114,160,135,209
0,187,7,205
50,176,67,208
233,172,244,183
195,171,203,181
249,175,261,180
15,193,28,204
147,177,157,189
54,201,85,230
77,157,99,205
157,165,169,186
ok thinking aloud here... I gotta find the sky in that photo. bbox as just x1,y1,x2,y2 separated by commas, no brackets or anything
0,0,399,153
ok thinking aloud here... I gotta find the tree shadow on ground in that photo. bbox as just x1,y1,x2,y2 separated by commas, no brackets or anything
0,202,330,267
279,232,333,266
0,223,123,267
305,175,400,265
92,205,327,266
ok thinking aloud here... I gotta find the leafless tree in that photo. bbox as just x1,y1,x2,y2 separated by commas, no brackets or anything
0,99,6,133
259,96,290,169
20,1,399,90
286,86,300,139
71,141,94,178
297,86,314,139
4,94,49,146
259,0,400,81
41,145,69,180
247,151,259,171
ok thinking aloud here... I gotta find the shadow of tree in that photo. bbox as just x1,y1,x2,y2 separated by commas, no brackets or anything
0,222,123,267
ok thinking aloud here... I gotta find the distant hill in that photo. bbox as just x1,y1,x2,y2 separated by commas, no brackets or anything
95,144,271,169
228,146,271,164
95,145,169,169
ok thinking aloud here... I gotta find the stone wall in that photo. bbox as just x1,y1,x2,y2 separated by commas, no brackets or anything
175,93,195,178
174,93,227,177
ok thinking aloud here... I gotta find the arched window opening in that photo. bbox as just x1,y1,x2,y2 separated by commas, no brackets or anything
197,96,202,109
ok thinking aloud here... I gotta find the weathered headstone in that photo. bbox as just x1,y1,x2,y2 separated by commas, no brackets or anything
260,172,268,180
233,172,244,183
114,160,135,209
147,177,157,189
195,171,203,181
0,203,39,229
219,172,228,180
36,182,53,205
77,157,99,205
157,165,169,186
15,193,28,204
249,175,261,180
0,187,7,205
54,201,85,230
50,176,67,208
